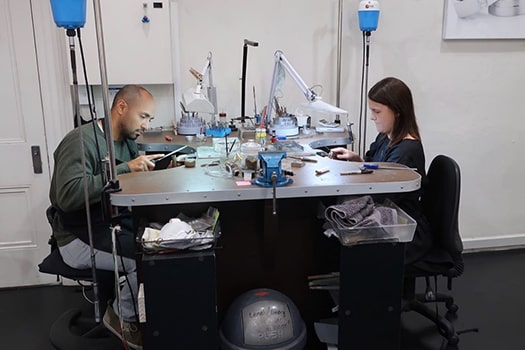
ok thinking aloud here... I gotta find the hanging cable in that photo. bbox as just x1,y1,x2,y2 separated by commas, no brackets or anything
357,31,372,157
66,28,102,324
116,232,139,323
77,27,114,224
358,31,366,158
112,225,130,350
77,28,105,185
362,32,371,157
357,0,380,157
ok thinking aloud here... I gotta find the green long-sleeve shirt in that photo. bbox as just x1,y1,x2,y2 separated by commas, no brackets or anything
49,121,138,250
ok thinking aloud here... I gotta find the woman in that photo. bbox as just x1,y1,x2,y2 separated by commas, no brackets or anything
331,77,430,264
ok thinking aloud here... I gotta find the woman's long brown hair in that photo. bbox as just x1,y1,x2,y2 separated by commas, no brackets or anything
368,77,421,146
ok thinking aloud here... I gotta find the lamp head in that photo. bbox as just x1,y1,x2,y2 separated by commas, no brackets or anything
303,96,348,115
182,88,215,114
244,39,259,47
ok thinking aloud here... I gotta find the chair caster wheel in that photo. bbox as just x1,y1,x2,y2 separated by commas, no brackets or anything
447,303,459,314
448,335,460,346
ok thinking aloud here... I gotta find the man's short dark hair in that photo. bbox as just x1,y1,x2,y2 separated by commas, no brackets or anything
111,85,153,110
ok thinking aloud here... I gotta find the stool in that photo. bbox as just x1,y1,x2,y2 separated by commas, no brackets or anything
38,248,122,350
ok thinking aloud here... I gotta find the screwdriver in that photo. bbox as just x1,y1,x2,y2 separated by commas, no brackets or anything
361,163,418,171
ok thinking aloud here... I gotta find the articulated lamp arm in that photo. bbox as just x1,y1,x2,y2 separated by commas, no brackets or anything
265,51,318,125
265,51,347,126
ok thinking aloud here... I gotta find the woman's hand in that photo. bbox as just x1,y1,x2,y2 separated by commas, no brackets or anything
329,147,363,162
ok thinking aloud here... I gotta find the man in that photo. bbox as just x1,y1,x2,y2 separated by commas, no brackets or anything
48,85,162,350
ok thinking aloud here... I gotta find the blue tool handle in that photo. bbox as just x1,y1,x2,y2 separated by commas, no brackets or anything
362,163,379,169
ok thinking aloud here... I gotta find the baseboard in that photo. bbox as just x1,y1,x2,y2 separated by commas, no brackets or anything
463,234,525,252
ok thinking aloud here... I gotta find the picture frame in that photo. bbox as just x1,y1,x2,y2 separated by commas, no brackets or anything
443,0,525,39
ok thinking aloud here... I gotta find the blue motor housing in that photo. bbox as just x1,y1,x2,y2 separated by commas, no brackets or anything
358,10,380,32
50,0,86,29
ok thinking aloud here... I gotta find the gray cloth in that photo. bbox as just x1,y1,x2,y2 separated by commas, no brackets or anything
325,195,374,228
354,206,397,228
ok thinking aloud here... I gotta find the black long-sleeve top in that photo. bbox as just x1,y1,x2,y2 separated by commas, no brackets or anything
365,133,432,265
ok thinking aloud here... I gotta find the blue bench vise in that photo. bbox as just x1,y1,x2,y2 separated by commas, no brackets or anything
252,151,293,188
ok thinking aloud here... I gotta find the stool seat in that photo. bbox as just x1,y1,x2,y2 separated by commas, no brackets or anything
38,248,114,282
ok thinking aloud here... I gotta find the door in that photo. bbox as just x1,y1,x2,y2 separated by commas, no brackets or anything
0,0,56,287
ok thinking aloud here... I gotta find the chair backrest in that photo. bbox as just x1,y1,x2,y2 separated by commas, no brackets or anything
421,155,463,264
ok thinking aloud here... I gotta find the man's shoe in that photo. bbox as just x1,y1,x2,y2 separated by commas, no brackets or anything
103,305,143,350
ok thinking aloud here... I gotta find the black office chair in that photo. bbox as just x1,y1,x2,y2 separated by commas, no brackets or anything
403,155,475,346
38,221,121,350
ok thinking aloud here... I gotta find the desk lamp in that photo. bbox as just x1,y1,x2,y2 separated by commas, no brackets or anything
182,52,217,115
265,51,347,137
178,52,218,135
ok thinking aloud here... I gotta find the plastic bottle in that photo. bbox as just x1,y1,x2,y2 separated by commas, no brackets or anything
255,127,267,147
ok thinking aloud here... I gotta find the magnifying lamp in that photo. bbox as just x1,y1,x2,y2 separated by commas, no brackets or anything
181,52,217,115
265,51,347,136
179,52,218,134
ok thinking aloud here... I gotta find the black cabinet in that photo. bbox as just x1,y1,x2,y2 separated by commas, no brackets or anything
141,250,218,349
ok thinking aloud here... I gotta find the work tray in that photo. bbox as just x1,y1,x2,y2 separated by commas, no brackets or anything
139,208,221,254
330,200,416,246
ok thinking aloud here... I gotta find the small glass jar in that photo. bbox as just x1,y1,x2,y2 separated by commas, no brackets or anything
240,139,262,170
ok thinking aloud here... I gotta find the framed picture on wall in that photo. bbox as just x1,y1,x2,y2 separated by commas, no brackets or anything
443,0,525,39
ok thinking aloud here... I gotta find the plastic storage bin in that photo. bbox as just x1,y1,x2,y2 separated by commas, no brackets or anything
331,200,416,246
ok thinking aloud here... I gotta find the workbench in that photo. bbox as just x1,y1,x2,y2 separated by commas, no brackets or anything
111,131,421,349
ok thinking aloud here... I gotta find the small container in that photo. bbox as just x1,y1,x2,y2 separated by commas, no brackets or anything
212,137,240,156
219,112,227,125
255,127,267,146
184,158,196,168
331,200,416,246
240,139,262,169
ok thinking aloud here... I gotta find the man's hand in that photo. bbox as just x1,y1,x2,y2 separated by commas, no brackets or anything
128,154,164,172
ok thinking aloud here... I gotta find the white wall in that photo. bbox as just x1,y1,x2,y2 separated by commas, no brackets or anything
44,0,525,247
365,0,525,247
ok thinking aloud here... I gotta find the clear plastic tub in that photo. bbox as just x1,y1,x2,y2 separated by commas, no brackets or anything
331,200,416,246
140,207,221,254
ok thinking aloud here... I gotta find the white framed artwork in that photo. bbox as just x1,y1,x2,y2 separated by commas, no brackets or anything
443,0,525,39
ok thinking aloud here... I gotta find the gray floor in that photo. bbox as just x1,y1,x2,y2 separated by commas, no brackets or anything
1,249,524,349
401,248,525,350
